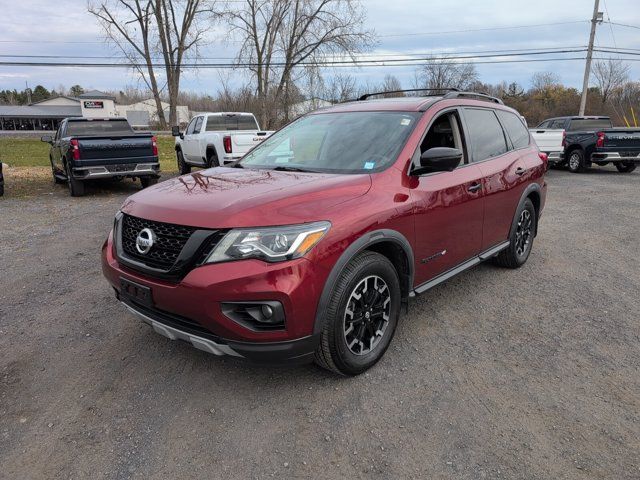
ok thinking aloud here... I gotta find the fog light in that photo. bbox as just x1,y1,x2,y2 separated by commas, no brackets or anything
261,304,273,319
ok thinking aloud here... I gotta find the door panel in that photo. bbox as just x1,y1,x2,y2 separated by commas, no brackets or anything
477,152,528,249
411,165,485,285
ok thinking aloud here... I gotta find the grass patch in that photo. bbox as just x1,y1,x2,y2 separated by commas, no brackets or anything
0,135,178,172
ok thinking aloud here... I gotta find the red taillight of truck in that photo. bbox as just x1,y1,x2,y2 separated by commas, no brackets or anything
223,135,232,154
70,139,81,160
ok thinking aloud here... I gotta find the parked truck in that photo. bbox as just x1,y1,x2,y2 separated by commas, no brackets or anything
172,112,273,174
536,116,640,173
42,117,160,196
530,127,565,167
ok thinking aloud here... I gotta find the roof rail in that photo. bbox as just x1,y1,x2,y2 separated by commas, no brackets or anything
357,87,460,101
442,91,504,105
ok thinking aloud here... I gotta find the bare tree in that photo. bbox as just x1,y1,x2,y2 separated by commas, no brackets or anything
324,73,357,102
226,0,374,128
416,56,478,91
530,71,561,91
89,0,215,127
593,58,630,105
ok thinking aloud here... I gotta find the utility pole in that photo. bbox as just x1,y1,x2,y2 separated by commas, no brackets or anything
579,0,603,115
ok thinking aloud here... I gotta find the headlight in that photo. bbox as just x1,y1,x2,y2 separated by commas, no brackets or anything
206,221,331,263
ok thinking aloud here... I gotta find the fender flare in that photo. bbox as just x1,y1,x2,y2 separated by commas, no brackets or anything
312,229,414,335
510,183,542,238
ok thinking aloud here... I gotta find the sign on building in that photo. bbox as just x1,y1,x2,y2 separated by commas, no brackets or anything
83,100,104,109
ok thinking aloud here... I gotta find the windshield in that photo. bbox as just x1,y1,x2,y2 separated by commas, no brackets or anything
66,120,134,136
568,119,613,131
239,111,420,173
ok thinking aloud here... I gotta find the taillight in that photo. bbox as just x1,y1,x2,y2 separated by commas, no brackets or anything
70,139,80,160
151,135,158,156
223,135,232,154
562,130,566,147
596,131,605,148
538,152,548,162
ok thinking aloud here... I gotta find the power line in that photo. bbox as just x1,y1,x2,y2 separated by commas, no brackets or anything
378,20,589,37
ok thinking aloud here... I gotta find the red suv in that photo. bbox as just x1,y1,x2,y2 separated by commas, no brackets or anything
102,90,547,375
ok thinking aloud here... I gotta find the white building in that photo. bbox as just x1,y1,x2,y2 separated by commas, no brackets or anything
114,98,190,127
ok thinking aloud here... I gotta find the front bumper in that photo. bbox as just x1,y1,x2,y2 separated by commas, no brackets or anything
73,162,160,180
591,151,640,163
121,300,319,365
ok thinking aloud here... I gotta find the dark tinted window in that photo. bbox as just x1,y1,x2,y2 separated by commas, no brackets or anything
464,108,508,161
568,118,613,131
497,110,530,149
206,114,259,131
193,116,203,134
65,120,133,136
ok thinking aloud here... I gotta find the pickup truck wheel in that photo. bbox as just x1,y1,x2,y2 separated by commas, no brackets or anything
615,162,636,173
567,150,586,173
176,150,191,175
314,251,401,376
206,151,219,168
140,177,158,188
494,198,536,269
65,162,85,197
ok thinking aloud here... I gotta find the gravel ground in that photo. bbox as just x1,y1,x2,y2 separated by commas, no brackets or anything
1,167,639,479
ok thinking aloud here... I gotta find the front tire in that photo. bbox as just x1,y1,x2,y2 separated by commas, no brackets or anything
176,149,191,175
315,251,401,376
616,162,636,173
494,198,536,269
567,149,586,173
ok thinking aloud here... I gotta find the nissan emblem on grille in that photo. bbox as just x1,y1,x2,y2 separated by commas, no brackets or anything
135,228,156,254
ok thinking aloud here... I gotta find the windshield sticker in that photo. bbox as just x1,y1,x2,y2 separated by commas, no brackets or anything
364,162,376,170
400,118,411,126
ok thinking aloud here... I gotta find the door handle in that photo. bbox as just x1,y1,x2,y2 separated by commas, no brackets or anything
468,182,482,192
515,167,526,176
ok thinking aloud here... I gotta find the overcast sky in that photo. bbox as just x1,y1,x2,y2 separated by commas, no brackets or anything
0,0,639,95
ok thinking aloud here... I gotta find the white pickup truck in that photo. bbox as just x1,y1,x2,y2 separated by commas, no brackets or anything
530,127,565,166
172,112,273,174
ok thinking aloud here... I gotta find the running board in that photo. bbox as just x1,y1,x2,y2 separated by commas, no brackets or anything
411,241,510,296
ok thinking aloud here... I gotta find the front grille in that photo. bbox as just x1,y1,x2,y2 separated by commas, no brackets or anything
121,214,197,270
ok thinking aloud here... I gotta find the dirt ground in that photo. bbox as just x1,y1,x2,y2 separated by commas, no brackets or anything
1,166,639,479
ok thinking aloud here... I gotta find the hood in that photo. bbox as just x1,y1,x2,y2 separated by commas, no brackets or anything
121,167,372,229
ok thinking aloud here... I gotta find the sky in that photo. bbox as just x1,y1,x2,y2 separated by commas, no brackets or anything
0,0,639,96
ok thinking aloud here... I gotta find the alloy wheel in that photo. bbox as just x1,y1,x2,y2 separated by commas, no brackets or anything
569,153,580,171
515,209,532,257
343,275,391,355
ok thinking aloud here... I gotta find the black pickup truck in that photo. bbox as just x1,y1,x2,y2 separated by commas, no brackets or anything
537,116,640,173
42,118,160,196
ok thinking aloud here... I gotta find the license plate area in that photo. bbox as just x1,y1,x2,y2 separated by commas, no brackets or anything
120,277,153,307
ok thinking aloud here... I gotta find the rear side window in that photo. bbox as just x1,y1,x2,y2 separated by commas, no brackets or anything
496,110,530,149
568,119,613,131
463,108,508,162
206,115,259,131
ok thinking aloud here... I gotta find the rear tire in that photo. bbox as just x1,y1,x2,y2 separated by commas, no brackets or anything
65,161,85,197
616,162,636,173
140,177,158,188
176,149,191,175
314,251,401,376
494,198,536,269
567,149,586,173
206,150,219,168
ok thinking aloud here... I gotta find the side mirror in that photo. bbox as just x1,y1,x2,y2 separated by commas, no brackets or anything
413,147,463,175
41,135,53,143
171,126,183,139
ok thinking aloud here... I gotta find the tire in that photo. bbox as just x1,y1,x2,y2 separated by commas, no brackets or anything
140,177,158,188
314,251,401,376
176,149,191,175
206,150,219,168
65,161,85,197
616,162,636,173
494,198,537,269
50,157,65,184
567,149,586,173
0,183,4,197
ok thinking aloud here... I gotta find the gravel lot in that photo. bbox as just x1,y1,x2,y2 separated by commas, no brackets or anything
1,167,639,479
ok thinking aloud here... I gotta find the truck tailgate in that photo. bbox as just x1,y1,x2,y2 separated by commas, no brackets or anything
77,135,155,165
230,131,273,155
530,129,564,153
602,129,640,154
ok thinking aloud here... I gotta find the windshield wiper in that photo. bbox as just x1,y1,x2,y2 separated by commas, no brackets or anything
271,165,319,173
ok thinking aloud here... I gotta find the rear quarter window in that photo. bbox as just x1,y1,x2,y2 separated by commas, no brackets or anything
463,108,508,162
496,110,530,149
